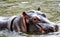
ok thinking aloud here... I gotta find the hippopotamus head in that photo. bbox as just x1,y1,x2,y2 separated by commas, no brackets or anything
20,8,58,34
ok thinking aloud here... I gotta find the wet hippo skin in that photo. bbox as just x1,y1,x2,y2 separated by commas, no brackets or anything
0,8,58,34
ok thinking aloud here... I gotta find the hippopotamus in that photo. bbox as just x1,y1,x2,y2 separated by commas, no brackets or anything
0,8,58,34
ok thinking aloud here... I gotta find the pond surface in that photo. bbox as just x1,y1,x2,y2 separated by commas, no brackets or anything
0,0,60,37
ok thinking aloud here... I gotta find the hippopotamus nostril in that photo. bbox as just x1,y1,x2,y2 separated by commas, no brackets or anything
54,25,59,32
49,27,54,32
49,24,59,32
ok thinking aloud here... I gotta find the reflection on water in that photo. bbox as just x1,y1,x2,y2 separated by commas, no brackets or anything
0,0,60,37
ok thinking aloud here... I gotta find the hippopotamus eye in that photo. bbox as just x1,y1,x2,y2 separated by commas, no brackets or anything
33,18,37,21
34,19,37,20
32,17,40,23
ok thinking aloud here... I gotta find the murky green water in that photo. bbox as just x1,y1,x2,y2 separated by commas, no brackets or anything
0,0,60,37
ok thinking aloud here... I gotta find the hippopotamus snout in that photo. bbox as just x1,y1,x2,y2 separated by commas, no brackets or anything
49,24,58,32
36,17,59,33
39,16,59,32
46,22,59,32
42,22,58,33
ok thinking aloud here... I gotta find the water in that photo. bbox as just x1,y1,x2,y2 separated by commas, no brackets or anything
0,0,60,37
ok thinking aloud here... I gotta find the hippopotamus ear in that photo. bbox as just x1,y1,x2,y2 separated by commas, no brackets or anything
22,11,29,24
37,7,41,11
22,11,27,16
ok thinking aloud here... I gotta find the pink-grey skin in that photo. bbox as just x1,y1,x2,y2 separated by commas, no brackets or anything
0,8,58,34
